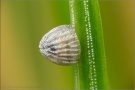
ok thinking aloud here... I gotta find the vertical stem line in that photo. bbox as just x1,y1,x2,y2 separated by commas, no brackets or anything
69,1,80,90
84,0,97,89
69,0,107,90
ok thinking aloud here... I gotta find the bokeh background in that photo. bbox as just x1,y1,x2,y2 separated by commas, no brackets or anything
1,0,134,89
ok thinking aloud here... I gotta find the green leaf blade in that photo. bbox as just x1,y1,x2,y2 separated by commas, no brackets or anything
69,0,108,89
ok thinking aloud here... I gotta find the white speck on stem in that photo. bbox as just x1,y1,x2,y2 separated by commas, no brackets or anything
84,0,97,89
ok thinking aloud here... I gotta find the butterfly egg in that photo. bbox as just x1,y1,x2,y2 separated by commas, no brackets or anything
39,25,80,65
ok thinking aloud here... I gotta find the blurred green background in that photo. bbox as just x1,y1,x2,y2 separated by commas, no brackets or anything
1,0,134,89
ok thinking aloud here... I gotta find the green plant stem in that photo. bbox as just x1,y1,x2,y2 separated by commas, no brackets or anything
69,0,107,89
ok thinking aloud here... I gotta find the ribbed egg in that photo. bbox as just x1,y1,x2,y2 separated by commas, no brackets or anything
39,25,80,65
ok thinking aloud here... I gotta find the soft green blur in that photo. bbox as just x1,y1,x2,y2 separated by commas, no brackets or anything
1,1,134,89
1,1,74,89
99,1,134,89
